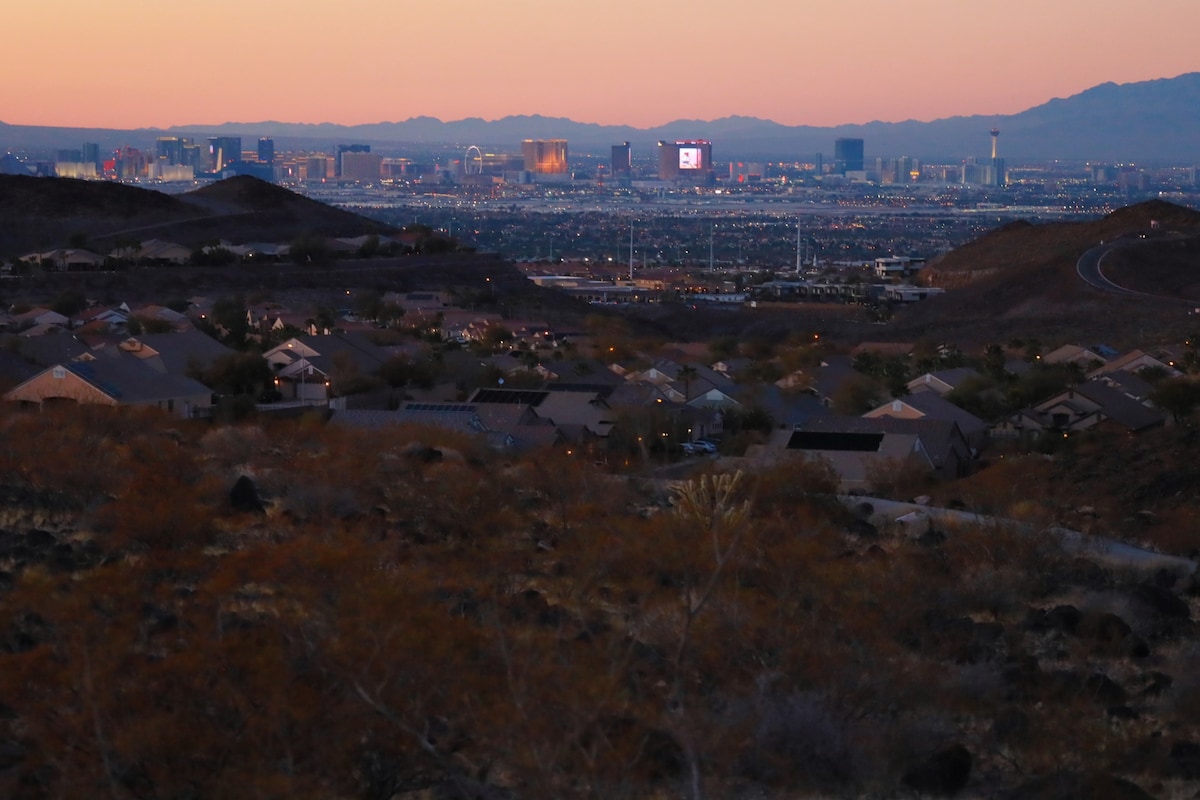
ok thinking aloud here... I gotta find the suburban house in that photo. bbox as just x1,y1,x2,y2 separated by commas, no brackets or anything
993,380,1166,440
129,305,192,331
624,360,683,388
779,355,863,408
11,308,69,331
1042,344,1109,369
331,401,562,452
638,363,744,408
905,367,983,397
787,416,974,482
264,333,391,402
4,350,213,418
117,330,234,378
749,414,971,491
738,383,831,430
73,306,130,330
14,333,92,367
864,392,989,452
20,249,106,271
710,357,754,379
133,239,192,265
1087,349,1180,380
1091,369,1156,402
467,386,616,439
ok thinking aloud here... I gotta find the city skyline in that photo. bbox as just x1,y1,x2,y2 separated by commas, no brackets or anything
4,0,1199,131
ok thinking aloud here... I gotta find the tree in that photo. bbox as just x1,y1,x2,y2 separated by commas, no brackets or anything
677,365,698,403
194,351,273,397
982,343,1008,380
356,234,381,258
210,295,249,348
664,472,750,800
290,234,332,265
52,288,87,319
708,335,738,361
1150,377,1200,423
831,373,884,415
190,245,236,266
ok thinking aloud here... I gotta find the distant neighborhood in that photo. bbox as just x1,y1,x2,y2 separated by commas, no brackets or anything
3,263,1194,493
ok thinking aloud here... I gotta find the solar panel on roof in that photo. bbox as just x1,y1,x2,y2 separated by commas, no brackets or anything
70,362,123,399
403,403,477,413
787,431,884,452
471,388,549,405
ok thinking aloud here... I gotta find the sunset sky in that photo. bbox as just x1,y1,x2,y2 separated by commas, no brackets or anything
5,0,1198,130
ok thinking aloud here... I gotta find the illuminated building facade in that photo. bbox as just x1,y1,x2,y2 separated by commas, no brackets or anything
657,140,713,182
336,144,370,177
521,139,569,174
207,137,242,172
834,138,864,174
611,141,631,178
340,151,383,183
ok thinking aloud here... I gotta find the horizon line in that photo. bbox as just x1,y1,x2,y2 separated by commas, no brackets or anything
2,71,1195,135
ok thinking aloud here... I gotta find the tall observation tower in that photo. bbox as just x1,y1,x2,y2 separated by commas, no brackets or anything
989,128,1004,187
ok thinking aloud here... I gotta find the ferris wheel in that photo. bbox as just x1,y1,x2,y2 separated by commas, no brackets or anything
464,145,483,175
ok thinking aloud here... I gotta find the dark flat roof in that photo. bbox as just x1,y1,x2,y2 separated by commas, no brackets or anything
787,431,884,452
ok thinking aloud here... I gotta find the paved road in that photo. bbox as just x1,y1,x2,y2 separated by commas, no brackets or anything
841,495,1197,575
1076,237,1195,307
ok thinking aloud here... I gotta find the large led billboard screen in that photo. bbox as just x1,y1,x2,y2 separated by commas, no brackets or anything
678,147,703,170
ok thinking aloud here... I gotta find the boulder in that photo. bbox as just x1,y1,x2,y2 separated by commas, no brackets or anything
1129,584,1190,622
1024,604,1082,634
844,518,878,539
1167,740,1200,780
902,744,971,796
1077,611,1146,657
1084,672,1128,705
1005,770,1157,800
229,475,265,514
0,741,24,771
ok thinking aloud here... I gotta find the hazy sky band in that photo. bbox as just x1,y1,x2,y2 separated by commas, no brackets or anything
5,0,1198,129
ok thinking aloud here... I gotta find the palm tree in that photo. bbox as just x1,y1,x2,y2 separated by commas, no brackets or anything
677,365,698,405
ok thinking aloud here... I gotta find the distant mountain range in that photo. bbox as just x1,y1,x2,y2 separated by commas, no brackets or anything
2,73,1199,162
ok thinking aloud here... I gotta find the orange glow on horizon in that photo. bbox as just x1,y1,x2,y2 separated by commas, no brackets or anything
3,1,1198,130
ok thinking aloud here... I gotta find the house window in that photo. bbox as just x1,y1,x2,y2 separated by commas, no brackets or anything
52,367,65,379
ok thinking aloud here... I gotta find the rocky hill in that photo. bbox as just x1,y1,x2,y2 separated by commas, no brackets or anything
0,407,1197,799
888,200,1200,348
0,175,395,258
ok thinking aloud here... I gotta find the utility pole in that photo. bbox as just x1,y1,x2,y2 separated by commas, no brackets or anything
629,222,635,282
796,220,802,273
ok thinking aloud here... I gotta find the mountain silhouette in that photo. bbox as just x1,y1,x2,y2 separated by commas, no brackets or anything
2,73,1198,161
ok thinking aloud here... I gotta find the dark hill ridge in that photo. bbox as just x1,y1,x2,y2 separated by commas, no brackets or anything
889,200,1200,348
0,175,395,257
0,174,189,219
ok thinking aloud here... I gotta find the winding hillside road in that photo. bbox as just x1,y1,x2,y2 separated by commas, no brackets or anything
1076,236,1195,307
841,495,1197,575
